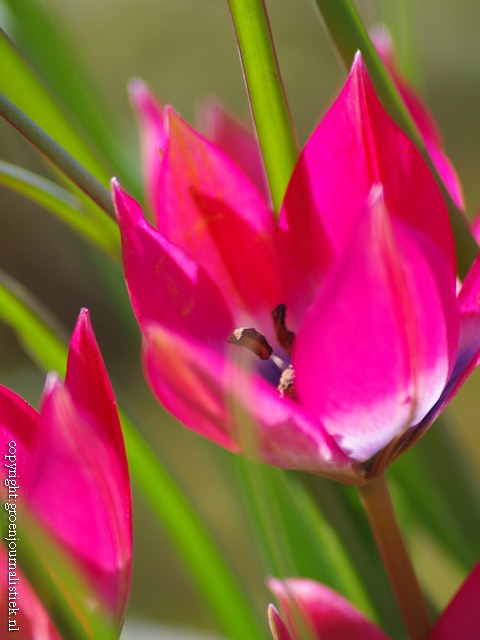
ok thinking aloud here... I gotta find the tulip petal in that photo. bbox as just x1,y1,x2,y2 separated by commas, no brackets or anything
113,179,233,347
0,547,61,639
268,578,389,640
197,97,267,199
430,563,480,639
0,385,37,489
129,79,166,218
144,324,352,477
372,27,464,210
268,604,293,640
155,107,283,322
295,188,458,461
279,52,455,328
27,374,131,619
418,250,480,428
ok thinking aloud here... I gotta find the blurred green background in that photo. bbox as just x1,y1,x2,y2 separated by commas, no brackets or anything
0,0,479,636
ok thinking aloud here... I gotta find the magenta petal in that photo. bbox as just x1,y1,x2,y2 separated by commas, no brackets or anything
27,375,131,619
430,563,480,639
197,97,267,199
155,107,283,321
0,547,61,639
0,385,37,488
65,309,128,464
268,578,390,640
129,79,166,218
279,52,455,328
373,27,465,210
268,604,293,640
113,179,233,347
295,188,458,461
144,324,351,475
423,251,480,422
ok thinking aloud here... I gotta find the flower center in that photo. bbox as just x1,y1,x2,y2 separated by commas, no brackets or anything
227,304,296,399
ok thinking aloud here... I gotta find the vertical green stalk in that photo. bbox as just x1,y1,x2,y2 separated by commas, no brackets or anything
227,0,299,213
358,475,431,640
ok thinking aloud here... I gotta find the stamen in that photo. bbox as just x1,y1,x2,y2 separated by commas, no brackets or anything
271,304,295,354
278,365,296,399
227,327,273,360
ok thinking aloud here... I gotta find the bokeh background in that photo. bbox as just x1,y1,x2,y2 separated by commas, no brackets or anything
0,0,479,636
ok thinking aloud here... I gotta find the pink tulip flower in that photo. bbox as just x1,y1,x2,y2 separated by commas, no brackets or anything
268,565,480,639
113,52,480,483
0,309,132,638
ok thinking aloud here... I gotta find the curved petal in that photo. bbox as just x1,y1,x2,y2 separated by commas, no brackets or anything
0,547,60,640
144,323,352,477
295,188,458,461
268,604,293,640
155,107,283,323
279,52,455,328
372,26,464,210
197,97,267,199
0,385,37,492
65,309,129,464
418,250,480,428
129,79,166,219
112,179,233,347
430,563,480,640
27,375,131,621
268,578,389,640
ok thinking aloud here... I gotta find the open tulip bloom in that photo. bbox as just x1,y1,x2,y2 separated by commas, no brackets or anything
0,310,132,637
267,563,480,640
112,51,480,485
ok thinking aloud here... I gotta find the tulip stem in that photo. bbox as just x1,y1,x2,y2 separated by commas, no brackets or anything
227,0,299,214
358,475,431,640
0,92,116,219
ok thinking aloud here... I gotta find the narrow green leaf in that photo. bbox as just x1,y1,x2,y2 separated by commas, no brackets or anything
300,475,405,637
0,160,120,261
311,0,478,277
237,460,381,626
391,416,480,570
0,94,115,219
227,0,299,213
0,29,110,184
0,273,265,640
1,0,139,189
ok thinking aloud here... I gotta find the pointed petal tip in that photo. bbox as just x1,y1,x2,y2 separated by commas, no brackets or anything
71,307,94,346
352,49,365,69
41,372,63,406
268,604,293,640
128,77,159,112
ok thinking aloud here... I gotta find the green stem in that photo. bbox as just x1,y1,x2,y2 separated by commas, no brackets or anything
0,92,115,219
227,0,299,213
311,0,478,278
358,476,431,640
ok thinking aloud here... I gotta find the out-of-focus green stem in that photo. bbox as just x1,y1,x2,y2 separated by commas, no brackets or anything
311,0,478,278
0,93,115,219
358,476,431,640
227,0,299,213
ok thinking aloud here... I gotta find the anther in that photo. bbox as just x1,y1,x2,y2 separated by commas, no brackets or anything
227,328,273,360
271,304,295,354
278,365,296,399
